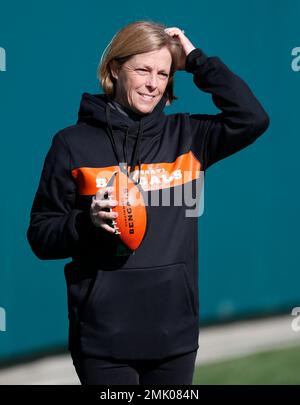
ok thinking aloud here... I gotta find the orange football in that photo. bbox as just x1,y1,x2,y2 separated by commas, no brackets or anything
106,168,147,251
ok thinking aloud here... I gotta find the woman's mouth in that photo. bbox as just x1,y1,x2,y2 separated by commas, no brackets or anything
138,92,156,101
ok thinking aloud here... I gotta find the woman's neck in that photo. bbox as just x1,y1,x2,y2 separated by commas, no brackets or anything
108,97,148,121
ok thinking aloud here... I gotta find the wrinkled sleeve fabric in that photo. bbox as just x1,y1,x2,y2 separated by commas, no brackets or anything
185,48,270,171
27,131,100,260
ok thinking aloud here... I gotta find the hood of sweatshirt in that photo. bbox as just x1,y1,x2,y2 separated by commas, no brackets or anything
77,93,168,184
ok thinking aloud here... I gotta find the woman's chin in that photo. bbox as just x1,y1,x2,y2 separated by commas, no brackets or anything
137,107,152,114
133,101,159,115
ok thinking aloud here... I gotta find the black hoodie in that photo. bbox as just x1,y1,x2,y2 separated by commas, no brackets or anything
27,48,270,360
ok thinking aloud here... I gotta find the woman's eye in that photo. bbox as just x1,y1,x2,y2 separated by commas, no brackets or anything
136,69,168,77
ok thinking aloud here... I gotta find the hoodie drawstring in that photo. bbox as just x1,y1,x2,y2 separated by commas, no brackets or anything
128,120,143,185
123,127,129,170
105,104,142,185
105,105,120,165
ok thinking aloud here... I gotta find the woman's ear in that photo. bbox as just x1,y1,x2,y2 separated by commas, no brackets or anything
110,60,119,80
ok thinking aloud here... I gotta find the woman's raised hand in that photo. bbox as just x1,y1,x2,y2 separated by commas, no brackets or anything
164,27,196,70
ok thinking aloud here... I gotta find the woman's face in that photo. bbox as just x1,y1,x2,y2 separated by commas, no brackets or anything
111,46,172,115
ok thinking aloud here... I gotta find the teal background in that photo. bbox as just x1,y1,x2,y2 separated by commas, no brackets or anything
0,0,299,361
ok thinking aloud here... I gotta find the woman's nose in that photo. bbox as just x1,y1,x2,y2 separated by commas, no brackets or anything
146,73,158,88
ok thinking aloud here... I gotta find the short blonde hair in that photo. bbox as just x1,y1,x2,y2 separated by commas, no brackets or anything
97,20,183,105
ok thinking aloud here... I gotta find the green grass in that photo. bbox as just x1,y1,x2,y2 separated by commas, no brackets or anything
192,344,300,385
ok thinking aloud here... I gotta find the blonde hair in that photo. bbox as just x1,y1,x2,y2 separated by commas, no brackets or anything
97,20,183,105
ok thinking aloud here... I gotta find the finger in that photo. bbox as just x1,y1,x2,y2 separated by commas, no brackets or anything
164,27,183,32
164,28,185,36
100,223,118,234
97,210,118,220
95,186,115,200
92,199,118,211
98,186,114,200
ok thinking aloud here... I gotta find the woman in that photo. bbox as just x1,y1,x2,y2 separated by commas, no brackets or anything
27,20,270,385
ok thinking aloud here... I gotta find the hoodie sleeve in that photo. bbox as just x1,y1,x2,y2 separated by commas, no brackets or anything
185,48,270,171
27,131,100,260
